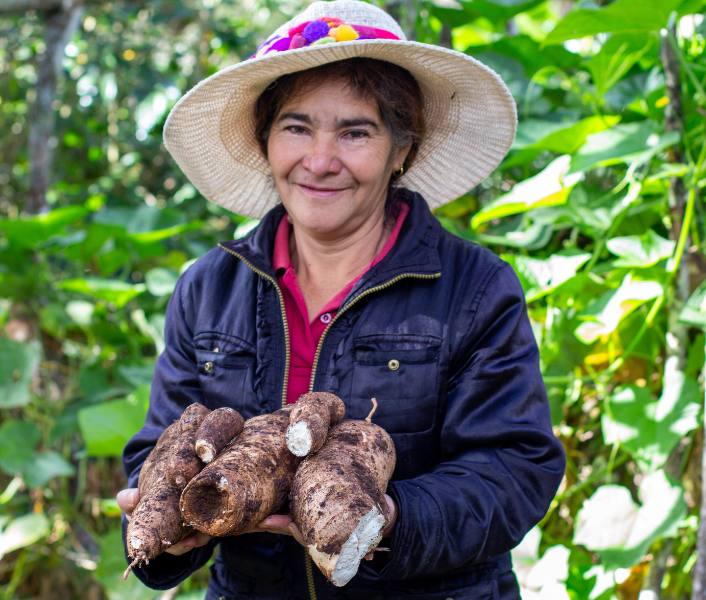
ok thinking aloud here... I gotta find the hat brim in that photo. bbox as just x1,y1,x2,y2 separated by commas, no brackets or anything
163,39,517,218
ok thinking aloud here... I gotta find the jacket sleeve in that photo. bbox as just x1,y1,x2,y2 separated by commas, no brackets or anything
362,262,565,580
121,273,217,590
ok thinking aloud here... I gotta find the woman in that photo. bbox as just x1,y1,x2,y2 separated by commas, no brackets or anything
118,1,565,598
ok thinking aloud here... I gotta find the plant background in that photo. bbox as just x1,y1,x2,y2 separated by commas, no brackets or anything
0,0,705,598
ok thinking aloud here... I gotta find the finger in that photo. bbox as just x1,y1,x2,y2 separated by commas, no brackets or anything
287,522,305,546
116,488,140,516
165,533,211,556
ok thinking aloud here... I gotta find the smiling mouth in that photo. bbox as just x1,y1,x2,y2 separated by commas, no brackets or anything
297,183,348,196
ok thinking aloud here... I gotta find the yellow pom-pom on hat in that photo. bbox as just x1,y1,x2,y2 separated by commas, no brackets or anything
330,24,359,41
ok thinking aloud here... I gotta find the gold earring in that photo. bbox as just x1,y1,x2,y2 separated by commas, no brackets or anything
395,165,404,177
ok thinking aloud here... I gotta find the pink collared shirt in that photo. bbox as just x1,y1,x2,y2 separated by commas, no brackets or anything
273,203,410,405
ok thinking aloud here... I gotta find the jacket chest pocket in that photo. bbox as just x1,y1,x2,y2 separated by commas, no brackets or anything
347,334,442,434
194,332,256,413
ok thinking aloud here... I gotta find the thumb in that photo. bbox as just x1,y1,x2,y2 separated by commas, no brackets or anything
116,488,140,512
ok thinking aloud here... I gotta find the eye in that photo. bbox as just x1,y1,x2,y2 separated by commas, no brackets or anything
284,124,309,135
342,129,370,140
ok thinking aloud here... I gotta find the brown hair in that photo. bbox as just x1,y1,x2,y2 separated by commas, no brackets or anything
254,57,426,178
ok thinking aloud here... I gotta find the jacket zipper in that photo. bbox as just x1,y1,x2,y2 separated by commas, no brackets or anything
304,270,441,600
218,244,291,409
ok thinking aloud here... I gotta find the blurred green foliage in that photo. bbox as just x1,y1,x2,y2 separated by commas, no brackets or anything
0,0,705,598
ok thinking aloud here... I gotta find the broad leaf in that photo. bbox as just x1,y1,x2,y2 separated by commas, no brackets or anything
58,278,146,308
573,471,686,567
0,513,50,559
679,281,706,330
569,122,680,174
78,385,150,457
0,206,89,248
0,339,41,408
504,252,591,302
23,451,75,488
545,0,683,44
606,230,675,268
587,34,656,96
575,275,662,344
145,268,178,297
472,156,583,229
0,421,41,475
602,381,701,471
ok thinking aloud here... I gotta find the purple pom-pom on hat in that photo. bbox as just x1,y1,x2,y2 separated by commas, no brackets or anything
302,19,331,43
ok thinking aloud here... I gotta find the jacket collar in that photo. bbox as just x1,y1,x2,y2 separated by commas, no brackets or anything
218,188,442,289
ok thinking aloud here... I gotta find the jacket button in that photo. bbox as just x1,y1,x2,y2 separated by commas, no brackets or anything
387,359,400,371
203,361,214,374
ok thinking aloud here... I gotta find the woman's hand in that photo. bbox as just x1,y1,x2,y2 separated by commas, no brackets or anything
116,488,212,556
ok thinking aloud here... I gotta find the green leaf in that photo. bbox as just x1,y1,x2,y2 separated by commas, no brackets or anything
0,421,41,475
602,381,701,470
569,122,680,174
58,278,146,308
573,471,686,567
23,451,75,488
0,206,89,248
586,33,656,96
472,156,584,229
575,275,662,344
545,0,683,44
0,513,50,559
504,251,591,302
78,386,150,457
680,281,706,330
0,339,41,408
606,230,675,268
145,268,178,297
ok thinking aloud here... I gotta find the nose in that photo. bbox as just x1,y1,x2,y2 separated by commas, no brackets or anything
302,135,342,176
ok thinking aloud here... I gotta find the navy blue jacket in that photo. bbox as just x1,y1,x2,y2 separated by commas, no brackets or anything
122,189,565,600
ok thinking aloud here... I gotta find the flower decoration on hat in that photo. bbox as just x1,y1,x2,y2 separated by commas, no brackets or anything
253,17,400,58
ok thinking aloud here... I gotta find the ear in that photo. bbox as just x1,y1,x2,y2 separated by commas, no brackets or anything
392,143,412,171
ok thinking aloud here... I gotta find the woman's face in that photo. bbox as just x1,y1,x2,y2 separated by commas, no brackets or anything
266,79,409,240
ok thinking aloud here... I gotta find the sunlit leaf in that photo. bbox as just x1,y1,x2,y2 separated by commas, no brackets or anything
575,275,662,343
78,386,150,457
587,34,656,96
0,206,89,248
58,278,146,308
0,339,41,408
472,156,583,229
545,0,683,44
679,281,706,330
602,380,701,470
65,300,95,326
569,122,680,174
573,471,686,567
145,268,178,296
0,513,50,559
504,251,591,302
606,230,675,268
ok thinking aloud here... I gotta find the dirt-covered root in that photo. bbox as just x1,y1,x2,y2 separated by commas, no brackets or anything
286,392,346,457
195,407,245,463
165,402,211,487
290,419,396,586
125,402,210,575
180,408,299,536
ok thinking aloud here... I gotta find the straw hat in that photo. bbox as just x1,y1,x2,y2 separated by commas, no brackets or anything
163,0,517,218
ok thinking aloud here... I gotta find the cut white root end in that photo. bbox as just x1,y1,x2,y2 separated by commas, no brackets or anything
285,422,312,457
308,505,385,587
195,440,215,463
